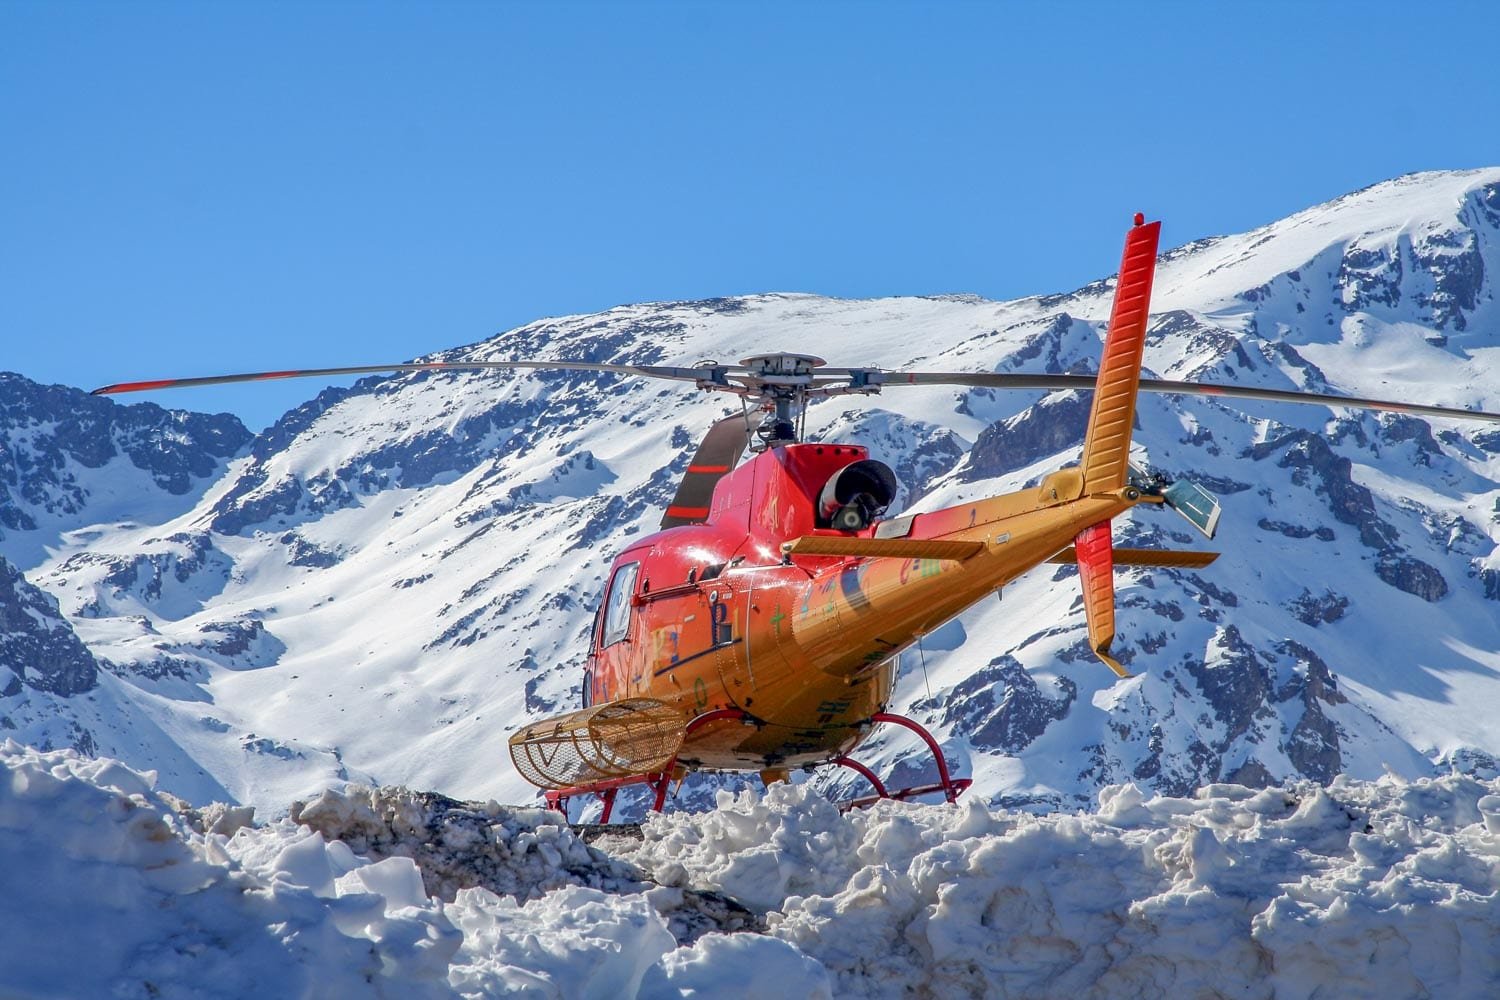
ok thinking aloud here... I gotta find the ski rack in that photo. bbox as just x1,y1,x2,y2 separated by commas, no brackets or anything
542,708,971,822
544,707,754,823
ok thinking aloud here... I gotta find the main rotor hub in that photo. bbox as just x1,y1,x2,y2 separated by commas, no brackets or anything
738,354,827,383
683,353,883,450
728,355,824,449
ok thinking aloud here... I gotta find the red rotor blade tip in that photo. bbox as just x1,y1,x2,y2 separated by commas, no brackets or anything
93,379,178,395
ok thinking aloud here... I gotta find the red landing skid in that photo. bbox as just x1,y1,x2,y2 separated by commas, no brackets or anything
542,709,972,823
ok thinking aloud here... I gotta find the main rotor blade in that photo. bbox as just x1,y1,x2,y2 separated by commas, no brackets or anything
90,360,716,396
886,371,1500,424
92,357,1500,425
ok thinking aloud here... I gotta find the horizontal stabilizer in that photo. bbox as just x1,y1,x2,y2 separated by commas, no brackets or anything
1048,547,1219,569
783,536,985,561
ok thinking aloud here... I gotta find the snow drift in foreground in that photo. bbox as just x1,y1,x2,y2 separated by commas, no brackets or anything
3,742,1499,999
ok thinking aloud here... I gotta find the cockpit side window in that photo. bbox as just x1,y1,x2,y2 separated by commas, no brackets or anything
601,561,640,647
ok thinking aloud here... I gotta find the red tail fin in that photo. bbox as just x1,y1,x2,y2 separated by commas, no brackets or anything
1080,216,1161,493
1074,215,1162,677
1074,520,1128,677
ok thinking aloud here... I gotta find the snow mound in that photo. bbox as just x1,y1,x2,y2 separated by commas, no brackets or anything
287,784,760,943
0,740,459,998
5,742,1499,998
622,779,1500,998
0,743,810,999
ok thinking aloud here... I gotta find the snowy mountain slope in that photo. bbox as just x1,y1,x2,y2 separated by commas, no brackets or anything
0,374,250,569
8,166,1500,812
0,381,259,794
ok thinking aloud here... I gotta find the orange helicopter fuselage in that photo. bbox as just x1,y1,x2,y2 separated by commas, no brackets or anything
582,441,1134,772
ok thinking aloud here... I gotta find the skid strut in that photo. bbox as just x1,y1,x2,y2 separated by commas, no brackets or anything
834,711,972,811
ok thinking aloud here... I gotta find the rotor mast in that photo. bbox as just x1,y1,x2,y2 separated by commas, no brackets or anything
726,354,886,450
744,354,820,448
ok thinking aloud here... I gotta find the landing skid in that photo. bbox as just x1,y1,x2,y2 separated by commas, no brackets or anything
543,709,971,823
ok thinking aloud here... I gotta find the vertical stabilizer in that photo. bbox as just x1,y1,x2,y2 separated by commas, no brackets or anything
1081,216,1161,493
1074,520,1128,677
1074,215,1161,677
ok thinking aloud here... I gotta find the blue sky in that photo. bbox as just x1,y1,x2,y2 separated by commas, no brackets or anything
3,1,1497,430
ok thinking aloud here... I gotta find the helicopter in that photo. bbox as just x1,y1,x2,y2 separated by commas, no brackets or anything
94,215,1500,822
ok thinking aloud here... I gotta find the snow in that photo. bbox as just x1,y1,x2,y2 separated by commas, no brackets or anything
4,742,1498,998
1151,169,1500,319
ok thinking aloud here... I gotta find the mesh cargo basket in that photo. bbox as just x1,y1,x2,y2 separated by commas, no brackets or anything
508,697,687,790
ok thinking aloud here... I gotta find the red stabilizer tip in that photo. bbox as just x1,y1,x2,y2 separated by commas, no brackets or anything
1133,212,1145,227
